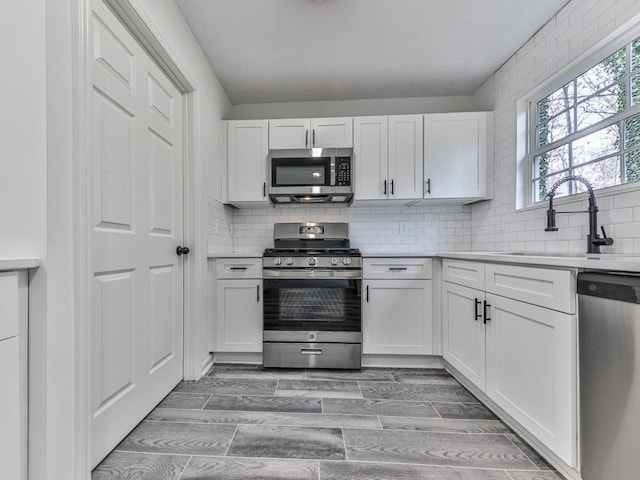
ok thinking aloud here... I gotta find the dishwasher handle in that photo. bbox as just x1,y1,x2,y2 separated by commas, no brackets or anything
578,272,640,304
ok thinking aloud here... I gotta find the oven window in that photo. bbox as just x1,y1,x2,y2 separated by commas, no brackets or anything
263,278,361,332
271,158,330,186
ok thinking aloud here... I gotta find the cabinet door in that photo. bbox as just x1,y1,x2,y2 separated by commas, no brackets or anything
424,112,489,199
227,120,269,203
363,279,432,355
216,279,263,352
269,118,310,149
442,282,486,390
388,115,423,200
311,117,353,148
0,337,20,480
485,294,576,466
354,116,388,200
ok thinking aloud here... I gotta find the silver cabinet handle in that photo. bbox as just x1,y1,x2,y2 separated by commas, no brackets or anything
230,267,248,271
301,348,323,355
312,129,315,147
257,285,260,302
389,267,408,271
305,129,308,148
426,178,431,194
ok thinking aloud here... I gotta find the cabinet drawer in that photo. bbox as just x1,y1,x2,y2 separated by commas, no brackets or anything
363,258,432,279
216,258,262,279
442,259,485,290
0,272,20,341
485,263,576,314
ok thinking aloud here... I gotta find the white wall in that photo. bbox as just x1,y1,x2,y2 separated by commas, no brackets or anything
229,95,475,120
472,0,640,254
0,1,47,258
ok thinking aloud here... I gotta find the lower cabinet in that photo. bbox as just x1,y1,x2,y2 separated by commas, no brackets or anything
485,294,576,465
214,258,263,353
442,259,577,468
442,281,485,389
362,258,433,355
0,270,28,480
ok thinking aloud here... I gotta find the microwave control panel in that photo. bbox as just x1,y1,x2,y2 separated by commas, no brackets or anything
335,157,351,186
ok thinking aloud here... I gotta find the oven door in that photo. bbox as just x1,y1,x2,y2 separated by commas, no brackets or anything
263,274,362,338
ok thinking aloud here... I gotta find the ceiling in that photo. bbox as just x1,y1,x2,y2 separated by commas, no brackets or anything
176,0,569,105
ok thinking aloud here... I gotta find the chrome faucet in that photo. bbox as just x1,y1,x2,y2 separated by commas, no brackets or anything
544,175,613,254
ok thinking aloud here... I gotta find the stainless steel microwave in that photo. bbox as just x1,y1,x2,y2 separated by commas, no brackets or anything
268,155,353,204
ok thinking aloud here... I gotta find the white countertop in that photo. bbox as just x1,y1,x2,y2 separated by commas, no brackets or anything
207,252,263,259
207,250,640,272
0,258,40,271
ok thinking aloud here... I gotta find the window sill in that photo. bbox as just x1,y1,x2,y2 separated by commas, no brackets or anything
517,179,640,213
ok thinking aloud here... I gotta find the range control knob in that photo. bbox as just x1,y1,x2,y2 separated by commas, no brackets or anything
273,257,282,266
342,257,352,266
331,257,339,266
308,257,317,266
285,257,294,266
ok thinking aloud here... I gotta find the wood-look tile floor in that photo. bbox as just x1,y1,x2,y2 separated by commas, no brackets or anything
92,365,565,480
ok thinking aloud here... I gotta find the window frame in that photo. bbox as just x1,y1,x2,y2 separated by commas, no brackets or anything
519,21,640,210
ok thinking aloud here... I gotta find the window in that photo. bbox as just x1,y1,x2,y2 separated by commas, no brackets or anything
530,36,640,202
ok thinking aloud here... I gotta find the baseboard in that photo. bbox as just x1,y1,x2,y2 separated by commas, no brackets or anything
210,352,445,369
213,352,263,365
200,353,214,377
362,354,444,368
444,361,582,480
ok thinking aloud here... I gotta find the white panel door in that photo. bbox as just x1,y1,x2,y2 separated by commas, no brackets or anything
485,294,577,466
388,115,423,200
89,0,184,466
354,116,388,200
0,337,20,480
424,112,488,199
227,120,269,203
363,279,432,355
442,281,486,390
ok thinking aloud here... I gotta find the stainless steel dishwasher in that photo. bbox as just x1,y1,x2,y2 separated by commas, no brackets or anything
578,272,640,480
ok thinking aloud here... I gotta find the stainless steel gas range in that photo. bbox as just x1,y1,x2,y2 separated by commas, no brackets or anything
262,222,362,369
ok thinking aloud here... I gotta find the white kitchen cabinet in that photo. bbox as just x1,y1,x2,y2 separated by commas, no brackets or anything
354,115,423,201
214,258,263,353
268,117,353,149
441,259,577,467
362,258,432,355
424,112,492,200
354,116,388,200
0,270,28,480
442,281,486,390
227,120,269,204
485,293,576,466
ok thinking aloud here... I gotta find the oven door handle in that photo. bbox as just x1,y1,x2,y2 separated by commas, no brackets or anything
300,348,323,355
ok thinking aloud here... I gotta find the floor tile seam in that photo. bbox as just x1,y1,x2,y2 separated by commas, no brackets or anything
177,392,277,397
175,455,192,480
202,394,213,411
504,434,543,470
359,396,481,405
316,459,321,480
356,380,364,399
341,425,532,437
430,401,444,418
504,471,516,480
167,391,213,396
223,424,240,457
379,427,513,435
316,457,544,472
142,419,383,430
340,427,349,462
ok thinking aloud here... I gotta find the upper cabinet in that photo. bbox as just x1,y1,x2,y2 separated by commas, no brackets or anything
227,120,269,205
354,115,423,202
269,117,353,149
424,112,493,201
